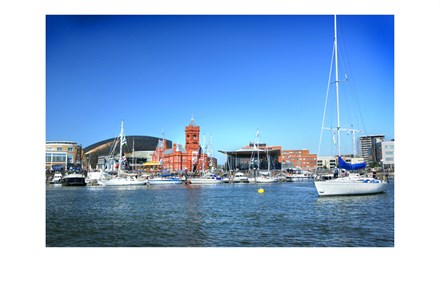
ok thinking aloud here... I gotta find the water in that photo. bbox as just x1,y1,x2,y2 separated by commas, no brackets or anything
46,181,394,247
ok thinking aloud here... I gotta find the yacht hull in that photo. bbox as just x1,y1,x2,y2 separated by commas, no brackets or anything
189,178,222,184
98,178,147,186
314,180,387,196
148,178,182,185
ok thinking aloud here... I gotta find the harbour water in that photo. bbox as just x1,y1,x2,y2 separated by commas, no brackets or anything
46,181,394,247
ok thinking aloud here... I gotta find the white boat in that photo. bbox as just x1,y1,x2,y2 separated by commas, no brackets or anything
148,176,182,185
98,121,147,186
189,173,222,184
49,172,63,184
99,175,146,186
315,172,385,196
313,16,387,196
255,174,279,183
286,169,314,182
223,172,249,183
85,170,109,185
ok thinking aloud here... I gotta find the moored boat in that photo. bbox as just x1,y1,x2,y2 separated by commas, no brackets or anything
60,173,87,186
97,121,147,186
255,173,279,183
49,172,63,184
188,173,222,184
223,172,249,183
148,176,182,185
314,172,386,196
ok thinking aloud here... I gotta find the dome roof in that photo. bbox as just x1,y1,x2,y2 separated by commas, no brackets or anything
83,135,172,168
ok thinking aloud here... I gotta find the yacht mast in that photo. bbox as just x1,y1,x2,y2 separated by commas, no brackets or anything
256,129,260,171
118,120,124,176
334,15,341,157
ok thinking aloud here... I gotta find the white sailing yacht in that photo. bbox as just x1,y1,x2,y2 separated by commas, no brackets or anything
314,16,387,196
98,121,147,186
254,130,278,183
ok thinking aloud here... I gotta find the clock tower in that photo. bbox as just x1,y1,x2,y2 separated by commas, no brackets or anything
185,116,200,154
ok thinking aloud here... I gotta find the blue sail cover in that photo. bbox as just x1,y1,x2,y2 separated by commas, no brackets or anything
337,156,366,170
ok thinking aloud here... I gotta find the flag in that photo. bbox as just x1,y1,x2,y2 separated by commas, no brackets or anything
121,136,127,146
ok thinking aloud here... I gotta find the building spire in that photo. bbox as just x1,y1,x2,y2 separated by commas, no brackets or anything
190,114,196,126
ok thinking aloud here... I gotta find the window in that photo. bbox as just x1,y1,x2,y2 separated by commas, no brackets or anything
47,152,67,163
57,147,62,151
68,147,73,152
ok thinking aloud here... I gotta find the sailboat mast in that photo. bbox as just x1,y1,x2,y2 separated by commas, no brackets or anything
119,120,124,176
256,129,260,171
132,139,135,171
202,134,206,173
334,15,341,157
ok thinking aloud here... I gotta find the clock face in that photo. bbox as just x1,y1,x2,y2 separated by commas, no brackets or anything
192,135,196,139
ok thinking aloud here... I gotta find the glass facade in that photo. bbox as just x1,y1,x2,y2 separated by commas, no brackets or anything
46,141,82,170
47,152,67,163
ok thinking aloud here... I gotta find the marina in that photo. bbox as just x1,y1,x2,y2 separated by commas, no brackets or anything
45,15,395,249
46,180,394,247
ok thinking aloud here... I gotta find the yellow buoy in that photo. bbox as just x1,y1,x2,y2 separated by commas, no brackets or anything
258,188,264,194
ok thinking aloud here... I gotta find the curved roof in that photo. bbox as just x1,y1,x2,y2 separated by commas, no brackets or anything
83,136,172,168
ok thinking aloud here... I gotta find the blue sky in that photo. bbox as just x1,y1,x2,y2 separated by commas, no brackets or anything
46,15,394,162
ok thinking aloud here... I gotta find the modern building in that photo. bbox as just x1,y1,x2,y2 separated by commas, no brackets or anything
83,135,170,170
151,117,217,172
281,149,317,170
317,156,337,170
358,134,385,166
219,143,282,171
46,141,83,171
379,140,395,171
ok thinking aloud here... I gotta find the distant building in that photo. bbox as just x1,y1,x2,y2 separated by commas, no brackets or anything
317,156,337,170
281,149,317,170
379,140,395,171
46,141,82,171
83,135,169,170
358,134,385,166
219,143,282,171
317,156,365,170
151,117,217,172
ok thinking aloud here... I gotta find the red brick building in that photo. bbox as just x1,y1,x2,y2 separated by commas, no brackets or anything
151,117,216,172
281,149,317,170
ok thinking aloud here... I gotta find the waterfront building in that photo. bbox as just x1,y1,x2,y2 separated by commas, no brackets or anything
83,135,168,170
317,156,337,170
151,117,216,172
46,141,82,171
379,139,395,171
281,149,317,170
358,134,385,166
219,143,282,171
317,156,365,170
